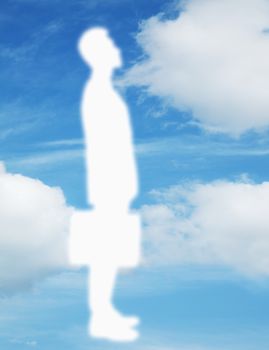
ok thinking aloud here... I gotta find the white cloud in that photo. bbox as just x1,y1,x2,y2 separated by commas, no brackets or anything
0,163,71,293
123,0,269,135
142,179,269,276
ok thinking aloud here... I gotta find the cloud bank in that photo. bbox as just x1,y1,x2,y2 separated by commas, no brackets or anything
1,159,268,290
0,163,71,293
123,0,269,135
142,179,269,277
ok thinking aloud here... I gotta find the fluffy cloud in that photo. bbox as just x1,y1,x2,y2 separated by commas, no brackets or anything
142,179,269,276
123,0,269,135
0,163,71,293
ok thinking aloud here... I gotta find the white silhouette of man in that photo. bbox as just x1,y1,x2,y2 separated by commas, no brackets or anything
69,27,141,342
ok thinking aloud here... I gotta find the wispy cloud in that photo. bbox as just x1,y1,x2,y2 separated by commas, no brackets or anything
136,135,269,157
9,338,37,348
0,19,64,63
39,138,84,148
7,134,269,170
0,97,64,143
9,149,83,167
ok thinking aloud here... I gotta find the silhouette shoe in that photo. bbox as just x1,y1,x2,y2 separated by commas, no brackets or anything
104,308,140,327
89,313,139,342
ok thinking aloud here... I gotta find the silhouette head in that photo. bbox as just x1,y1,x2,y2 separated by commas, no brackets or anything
78,27,122,72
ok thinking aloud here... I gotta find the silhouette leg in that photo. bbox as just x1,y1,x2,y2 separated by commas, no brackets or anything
88,262,139,341
89,262,117,314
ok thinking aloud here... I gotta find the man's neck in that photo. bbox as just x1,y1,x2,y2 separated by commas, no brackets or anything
92,69,113,84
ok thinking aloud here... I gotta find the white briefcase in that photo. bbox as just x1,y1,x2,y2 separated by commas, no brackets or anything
69,210,141,268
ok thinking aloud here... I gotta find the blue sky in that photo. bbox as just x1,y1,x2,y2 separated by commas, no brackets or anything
1,0,269,349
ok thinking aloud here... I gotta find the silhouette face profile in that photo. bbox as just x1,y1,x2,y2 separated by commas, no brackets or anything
78,28,122,72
